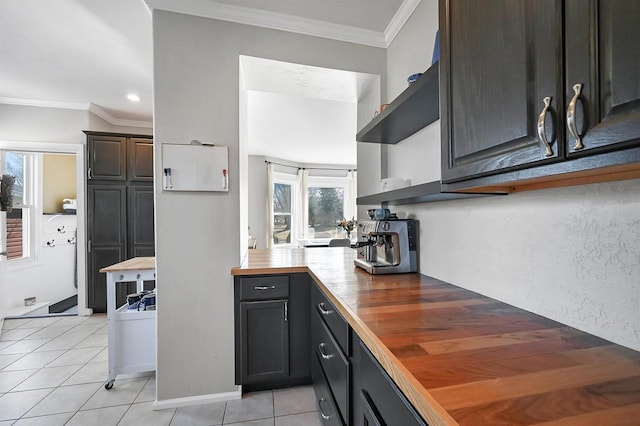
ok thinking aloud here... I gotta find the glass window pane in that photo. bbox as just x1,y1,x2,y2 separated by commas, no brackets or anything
273,214,291,244
5,152,25,205
273,183,291,213
308,187,344,237
6,208,24,259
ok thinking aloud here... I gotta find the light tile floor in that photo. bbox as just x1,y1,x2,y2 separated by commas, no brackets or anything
0,315,322,425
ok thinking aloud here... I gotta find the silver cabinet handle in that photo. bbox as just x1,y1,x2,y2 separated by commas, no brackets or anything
318,398,331,420
567,83,584,150
537,96,554,157
318,343,333,360
253,285,276,290
284,301,288,322
317,302,332,315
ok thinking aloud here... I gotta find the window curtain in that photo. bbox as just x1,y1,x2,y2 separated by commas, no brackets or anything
346,170,357,221
297,169,309,239
266,162,274,248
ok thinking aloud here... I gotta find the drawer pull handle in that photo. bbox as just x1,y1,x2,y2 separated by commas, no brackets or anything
318,302,332,315
318,398,331,420
567,83,584,150
318,343,333,360
254,285,276,290
537,96,554,157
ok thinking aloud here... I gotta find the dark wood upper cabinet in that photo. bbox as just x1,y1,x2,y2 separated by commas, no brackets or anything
440,0,564,183
441,0,640,186
129,138,154,181
88,135,127,180
564,0,640,156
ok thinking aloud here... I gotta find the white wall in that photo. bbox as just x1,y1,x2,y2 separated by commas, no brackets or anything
386,0,640,350
356,76,383,199
152,10,386,402
247,91,357,166
6,214,78,311
386,0,440,185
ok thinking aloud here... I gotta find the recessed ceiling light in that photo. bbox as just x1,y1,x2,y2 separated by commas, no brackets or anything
127,93,141,102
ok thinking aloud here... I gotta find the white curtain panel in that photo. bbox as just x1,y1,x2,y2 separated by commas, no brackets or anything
266,162,274,248
297,169,309,240
346,170,357,221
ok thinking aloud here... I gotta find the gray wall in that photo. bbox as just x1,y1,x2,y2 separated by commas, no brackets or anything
386,0,640,350
152,10,386,401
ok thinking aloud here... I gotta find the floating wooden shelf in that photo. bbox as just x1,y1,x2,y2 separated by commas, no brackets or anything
356,64,439,144
356,180,500,206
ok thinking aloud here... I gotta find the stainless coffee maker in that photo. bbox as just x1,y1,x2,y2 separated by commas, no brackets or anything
354,219,418,274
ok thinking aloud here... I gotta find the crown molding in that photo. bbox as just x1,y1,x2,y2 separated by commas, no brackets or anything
0,97,152,129
385,0,422,46
144,0,420,48
88,104,153,129
0,97,90,111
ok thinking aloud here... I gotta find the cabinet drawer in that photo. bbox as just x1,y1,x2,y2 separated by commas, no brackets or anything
312,284,349,355
356,340,426,426
239,275,289,301
312,310,350,423
312,352,345,426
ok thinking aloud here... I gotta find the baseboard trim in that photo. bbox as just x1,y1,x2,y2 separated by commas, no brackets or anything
152,387,242,410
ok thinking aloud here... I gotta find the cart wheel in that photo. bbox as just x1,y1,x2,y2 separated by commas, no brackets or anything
105,380,114,390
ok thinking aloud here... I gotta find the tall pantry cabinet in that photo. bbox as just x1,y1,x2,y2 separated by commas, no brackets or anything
85,131,154,313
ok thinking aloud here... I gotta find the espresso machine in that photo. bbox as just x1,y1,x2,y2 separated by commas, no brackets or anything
354,219,418,274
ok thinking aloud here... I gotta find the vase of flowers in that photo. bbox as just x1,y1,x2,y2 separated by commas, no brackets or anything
337,217,355,239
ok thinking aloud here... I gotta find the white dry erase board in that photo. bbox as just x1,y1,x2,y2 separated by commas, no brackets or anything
161,143,229,191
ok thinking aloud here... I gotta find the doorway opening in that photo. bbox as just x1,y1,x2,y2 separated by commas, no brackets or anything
238,55,380,251
0,141,87,321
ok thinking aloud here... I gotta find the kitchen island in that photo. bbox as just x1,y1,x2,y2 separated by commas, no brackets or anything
232,248,640,425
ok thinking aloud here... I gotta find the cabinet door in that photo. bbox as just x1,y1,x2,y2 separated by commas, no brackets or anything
565,0,640,156
87,185,127,312
128,185,154,258
441,0,564,183
239,300,290,384
88,135,127,181
128,138,154,181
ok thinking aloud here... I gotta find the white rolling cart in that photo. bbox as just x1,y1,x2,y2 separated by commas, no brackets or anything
100,257,156,390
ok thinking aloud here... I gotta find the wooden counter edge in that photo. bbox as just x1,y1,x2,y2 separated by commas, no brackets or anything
231,265,310,276
100,257,156,273
309,272,458,426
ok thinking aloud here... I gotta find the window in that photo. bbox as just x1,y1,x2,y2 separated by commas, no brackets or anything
307,184,345,239
1,151,34,260
270,170,355,246
306,174,355,239
272,173,298,246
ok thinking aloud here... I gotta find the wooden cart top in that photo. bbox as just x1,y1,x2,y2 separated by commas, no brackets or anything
100,257,156,273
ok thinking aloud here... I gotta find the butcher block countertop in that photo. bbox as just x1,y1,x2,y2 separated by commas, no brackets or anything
232,248,640,425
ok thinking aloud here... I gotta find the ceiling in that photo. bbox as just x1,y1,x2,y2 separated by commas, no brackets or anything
0,0,416,160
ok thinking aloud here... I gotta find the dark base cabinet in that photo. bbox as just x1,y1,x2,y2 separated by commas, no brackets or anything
234,273,428,425
234,273,311,392
352,337,427,426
